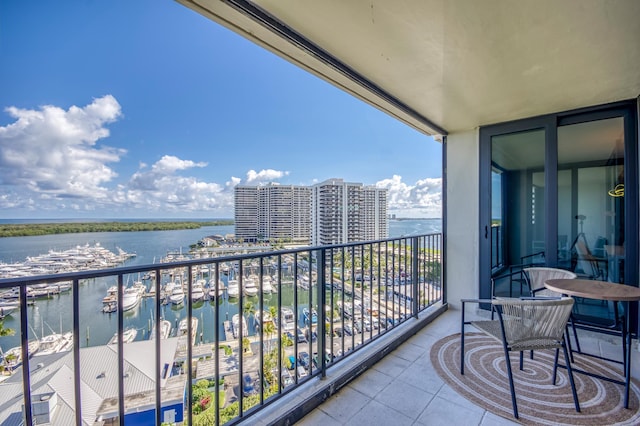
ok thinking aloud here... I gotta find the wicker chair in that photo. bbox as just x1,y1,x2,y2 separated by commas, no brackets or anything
460,297,580,419
524,267,581,354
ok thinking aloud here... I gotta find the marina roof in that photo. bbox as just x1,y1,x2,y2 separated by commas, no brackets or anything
0,338,183,424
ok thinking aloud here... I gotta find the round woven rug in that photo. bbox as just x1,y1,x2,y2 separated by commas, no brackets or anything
430,333,640,425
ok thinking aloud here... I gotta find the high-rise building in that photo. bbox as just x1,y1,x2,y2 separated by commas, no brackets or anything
311,178,388,245
235,184,312,243
234,186,259,242
235,179,388,245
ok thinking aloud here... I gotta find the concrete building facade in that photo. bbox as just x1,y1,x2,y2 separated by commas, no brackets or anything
234,180,388,245
235,184,312,244
311,178,388,245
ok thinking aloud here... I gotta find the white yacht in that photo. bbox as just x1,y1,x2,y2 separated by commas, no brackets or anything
34,332,73,356
262,277,274,294
208,279,225,300
254,309,274,328
150,319,172,340
227,279,240,299
232,314,248,338
108,327,138,345
0,301,19,319
191,280,206,302
178,317,198,344
243,278,259,297
169,286,185,305
2,340,39,371
122,287,141,311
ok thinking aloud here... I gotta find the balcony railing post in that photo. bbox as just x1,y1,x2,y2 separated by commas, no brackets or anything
412,237,419,318
117,274,125,423
73,278,82,426
20,284,33,426
317,248,327,378
186,266,193,426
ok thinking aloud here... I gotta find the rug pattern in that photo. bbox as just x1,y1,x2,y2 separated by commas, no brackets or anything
430,333,640,425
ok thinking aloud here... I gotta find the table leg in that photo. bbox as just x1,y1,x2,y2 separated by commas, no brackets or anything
624,301,631,409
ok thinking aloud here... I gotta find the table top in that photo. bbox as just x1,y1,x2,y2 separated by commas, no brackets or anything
545,279,640,302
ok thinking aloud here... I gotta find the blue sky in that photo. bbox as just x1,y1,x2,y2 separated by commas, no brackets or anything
0,0,441,219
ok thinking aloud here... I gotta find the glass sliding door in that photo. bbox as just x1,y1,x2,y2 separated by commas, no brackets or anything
479,101,637,313
491,129,546,276
558,117,626,325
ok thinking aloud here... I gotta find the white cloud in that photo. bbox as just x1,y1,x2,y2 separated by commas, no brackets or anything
0,95,125,199
246,169,289,183
376,175,441,218
151,155,207,174
126,156,228,212
0,97,442,218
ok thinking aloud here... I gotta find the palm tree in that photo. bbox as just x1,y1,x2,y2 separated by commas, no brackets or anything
263,321,276,352
0,321,15,337
242,337,251,354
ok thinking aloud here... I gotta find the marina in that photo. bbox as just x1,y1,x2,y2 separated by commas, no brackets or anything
0,220,440,373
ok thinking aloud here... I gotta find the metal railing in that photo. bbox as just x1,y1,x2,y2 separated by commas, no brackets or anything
0,233,442,425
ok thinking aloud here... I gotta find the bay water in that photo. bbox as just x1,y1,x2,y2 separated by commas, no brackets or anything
0,219,440,352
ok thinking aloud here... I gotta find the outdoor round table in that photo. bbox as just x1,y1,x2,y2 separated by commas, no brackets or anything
545,278,640,409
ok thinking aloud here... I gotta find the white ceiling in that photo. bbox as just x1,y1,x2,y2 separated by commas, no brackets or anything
178,0,640,136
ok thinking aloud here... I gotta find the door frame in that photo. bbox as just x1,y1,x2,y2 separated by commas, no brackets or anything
479,100,638,304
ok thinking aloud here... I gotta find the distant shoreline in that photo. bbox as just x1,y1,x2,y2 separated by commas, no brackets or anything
0,220,234,238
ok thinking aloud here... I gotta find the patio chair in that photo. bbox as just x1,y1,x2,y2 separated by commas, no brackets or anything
524,267,581,355
460,297,580,419
571,233,607,280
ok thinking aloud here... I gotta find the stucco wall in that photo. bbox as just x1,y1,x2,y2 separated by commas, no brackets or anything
445,129,480,309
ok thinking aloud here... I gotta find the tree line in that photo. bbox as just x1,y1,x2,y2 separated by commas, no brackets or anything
0,220,234,237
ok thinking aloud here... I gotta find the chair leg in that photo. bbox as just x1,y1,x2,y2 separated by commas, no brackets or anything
570,314,581,356
519,351,524,370
552,348,560,385
563,341,581,413
504,349,519,419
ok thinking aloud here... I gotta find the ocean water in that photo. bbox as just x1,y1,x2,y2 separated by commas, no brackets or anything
0,218,441,351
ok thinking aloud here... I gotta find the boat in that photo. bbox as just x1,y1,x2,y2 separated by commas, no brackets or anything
44,281,72,294
297,275,310,290
2,340,40,371
122,287,141,311
108,327,138,345
303,307,318,325
161,280,178,304
208,279,225,300
132,280,147,296
254,310,274,328
243,278,259,297
281,307,296,331
0,301,19,319
102,300,117,313
232,314,248,338
178,317,198,344
150,319,172,340
27,284,55,299
34,332,73,357
191,280,205,302
262,277,274,294
227,279,240,298
169,285,185,305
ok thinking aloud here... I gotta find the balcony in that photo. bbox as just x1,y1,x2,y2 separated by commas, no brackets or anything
283,306,640,426
0,234,443,425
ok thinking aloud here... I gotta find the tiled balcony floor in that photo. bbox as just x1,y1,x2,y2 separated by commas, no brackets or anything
295,306,640,426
